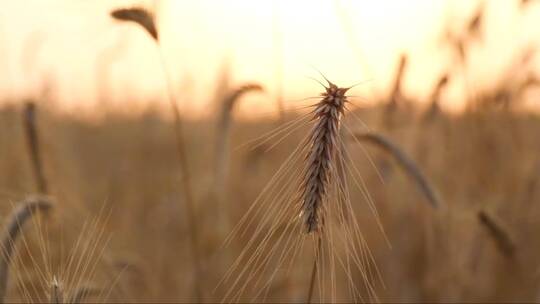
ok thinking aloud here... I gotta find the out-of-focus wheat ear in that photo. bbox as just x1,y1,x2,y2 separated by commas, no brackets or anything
69,286,100,304
49,276,63,304
214,84,263,193
423,74,450,122
383,54,408,129
0,197,53,303
23,102,48,194
478,209,516,258
110,6,202,301
213,83,263,232
351,131,442,209
467,3,484,39
388,54,408,109
110,8,158,41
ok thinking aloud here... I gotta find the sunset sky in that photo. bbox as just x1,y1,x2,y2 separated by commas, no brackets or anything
0,0,539,117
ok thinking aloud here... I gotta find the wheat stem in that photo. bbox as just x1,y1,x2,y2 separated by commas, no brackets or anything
156,44,204,303
306,235,322,304
0,197,52,303
49,276,63,304
22,102,48,194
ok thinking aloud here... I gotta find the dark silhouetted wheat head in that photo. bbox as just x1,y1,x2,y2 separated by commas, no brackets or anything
110,8,158,41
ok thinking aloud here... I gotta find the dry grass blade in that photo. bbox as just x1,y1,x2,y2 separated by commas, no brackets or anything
110,8,158,41
351,131,442,208
478,209,516,258
23,102,48,194
0,196,53,303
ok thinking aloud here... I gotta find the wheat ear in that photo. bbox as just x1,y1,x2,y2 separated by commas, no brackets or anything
301,81,349,232
423,74,450,121
214,84,263,194
478,209,516,258
23,102,48,194
351,131,442,208
300,80,350,303
0,197,52,303
110,7,203,301
110,8,158,40
213,84,263,233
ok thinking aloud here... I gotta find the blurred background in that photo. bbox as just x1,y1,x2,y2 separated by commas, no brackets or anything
1,0,540,302
2,0,539,115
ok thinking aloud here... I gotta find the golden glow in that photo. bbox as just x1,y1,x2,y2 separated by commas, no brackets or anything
0,0,539,116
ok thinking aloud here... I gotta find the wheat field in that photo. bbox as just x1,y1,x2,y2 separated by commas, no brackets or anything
1,0,540,303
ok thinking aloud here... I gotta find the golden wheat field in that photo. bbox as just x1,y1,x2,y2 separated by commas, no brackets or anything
1,0,540,303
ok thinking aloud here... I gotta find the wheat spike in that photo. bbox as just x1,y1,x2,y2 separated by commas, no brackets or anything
0,197,53,303
478,209,516,258
214,84,263,191
301,81,350,233
351,131,442,208
110,8,158,41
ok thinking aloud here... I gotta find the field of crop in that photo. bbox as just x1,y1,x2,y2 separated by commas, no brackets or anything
1,0,540,303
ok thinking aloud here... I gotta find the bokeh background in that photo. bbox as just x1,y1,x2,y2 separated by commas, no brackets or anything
1,0,540,302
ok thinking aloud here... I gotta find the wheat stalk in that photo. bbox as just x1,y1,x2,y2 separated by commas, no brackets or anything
22,102,48,194
0,196,53,303
351,131,442,209
478,209,516,258
110,7,203,301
